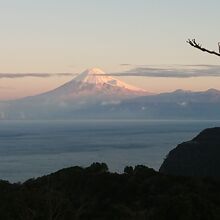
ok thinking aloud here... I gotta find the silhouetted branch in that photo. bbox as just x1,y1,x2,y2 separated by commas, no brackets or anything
187,39,220,57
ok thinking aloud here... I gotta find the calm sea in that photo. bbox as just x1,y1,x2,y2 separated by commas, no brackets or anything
0,120,219,182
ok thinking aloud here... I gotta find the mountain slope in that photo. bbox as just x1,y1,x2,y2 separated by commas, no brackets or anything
1,69,220,119
24,68,150,103
102,89,220,119
160,127,220,178
0,68,150,119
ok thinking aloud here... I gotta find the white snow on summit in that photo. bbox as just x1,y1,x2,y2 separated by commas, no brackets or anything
73,68,146,92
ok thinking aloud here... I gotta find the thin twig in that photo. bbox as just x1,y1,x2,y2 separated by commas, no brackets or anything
187,39,220,57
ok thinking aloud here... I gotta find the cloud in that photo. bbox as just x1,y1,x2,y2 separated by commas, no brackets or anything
0,73,76,79
108,65,220,78
120,64,132,66
2,65,220,79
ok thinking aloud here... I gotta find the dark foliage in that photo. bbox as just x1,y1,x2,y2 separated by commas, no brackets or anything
160,127,220,178
0,162,220,219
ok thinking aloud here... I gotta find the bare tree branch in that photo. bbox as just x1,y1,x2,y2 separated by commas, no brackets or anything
187,39,220,57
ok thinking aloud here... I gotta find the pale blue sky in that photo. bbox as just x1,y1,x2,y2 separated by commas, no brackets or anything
0,0,220,99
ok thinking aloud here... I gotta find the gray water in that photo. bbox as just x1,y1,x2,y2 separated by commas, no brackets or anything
0,120,220,182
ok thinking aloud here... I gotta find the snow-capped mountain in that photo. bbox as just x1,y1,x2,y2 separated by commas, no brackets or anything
0,68,150,119
1,68,220,120
27,68,150,103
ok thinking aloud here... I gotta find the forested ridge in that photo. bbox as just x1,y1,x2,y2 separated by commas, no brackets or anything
0,162,220,220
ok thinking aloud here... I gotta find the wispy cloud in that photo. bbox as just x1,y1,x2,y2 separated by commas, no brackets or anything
120,64,132,66
2,65,220,79
109,65,220,78
0,73,76,79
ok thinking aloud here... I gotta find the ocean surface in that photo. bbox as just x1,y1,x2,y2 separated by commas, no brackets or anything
0,120,220,182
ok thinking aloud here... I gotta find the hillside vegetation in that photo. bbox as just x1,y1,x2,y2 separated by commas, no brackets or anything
0,163,220,220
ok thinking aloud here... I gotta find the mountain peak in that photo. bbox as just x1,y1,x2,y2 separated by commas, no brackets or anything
25,68,150,105
73,67,108,84
72,68,147,92
86,68,105,75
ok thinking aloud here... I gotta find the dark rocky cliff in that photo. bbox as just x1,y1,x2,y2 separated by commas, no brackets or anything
160,127,220,178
